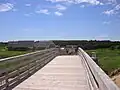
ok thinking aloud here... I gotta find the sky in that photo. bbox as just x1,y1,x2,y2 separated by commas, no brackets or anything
0,0,120,41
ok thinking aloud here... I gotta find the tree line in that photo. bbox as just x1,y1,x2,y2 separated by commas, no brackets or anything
53,40,120,50
1,40,120,51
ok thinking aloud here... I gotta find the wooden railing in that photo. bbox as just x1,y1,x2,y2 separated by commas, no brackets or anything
78,48,120,90
0,48,59,90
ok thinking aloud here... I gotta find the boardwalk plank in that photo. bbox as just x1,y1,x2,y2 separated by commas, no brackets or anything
13,55,89,90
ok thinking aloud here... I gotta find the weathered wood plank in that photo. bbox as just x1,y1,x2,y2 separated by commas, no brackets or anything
13,56,89,90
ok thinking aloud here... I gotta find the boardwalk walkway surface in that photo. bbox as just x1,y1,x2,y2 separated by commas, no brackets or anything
13,55,90,90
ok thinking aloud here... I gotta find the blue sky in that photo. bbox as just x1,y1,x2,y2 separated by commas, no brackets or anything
0,0,120,41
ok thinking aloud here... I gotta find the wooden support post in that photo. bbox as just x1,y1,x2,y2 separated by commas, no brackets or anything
5,72,9,90
17,68,20,83
27,63,30,76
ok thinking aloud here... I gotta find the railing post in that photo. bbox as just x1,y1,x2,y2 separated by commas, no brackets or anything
17,68,20,83
35,60,37,71
5,72,9,90
27,63,30,76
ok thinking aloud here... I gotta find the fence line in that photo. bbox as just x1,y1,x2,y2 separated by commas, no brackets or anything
0,48,59,90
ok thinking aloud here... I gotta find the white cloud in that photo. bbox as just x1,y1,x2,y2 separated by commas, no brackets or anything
24,13,33,17
75,0,100,5
47,0,101,5
46,0,118,6
35,9,50,15
46,0,66,3
106,0,117,4
100,2,104,5
103,10,115,16
56,4,67,11
103,4,120,16
115,4,120,10
54,11,63,16
0,3,14,12
80,5,85,8
103,21,111,25
25,4,31,7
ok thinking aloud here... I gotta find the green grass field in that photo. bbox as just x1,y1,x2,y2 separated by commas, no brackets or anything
86,49,120,75
0,45,29,59
0,45,31,72
0,51,28,59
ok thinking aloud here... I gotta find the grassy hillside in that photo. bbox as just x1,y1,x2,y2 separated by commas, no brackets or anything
86,49,120,75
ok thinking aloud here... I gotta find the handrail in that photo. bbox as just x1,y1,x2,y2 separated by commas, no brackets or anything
0,48,59,90
78,48,120,90
0,48,56,62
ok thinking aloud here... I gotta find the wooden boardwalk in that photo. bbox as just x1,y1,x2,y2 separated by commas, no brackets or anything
13,55,90,90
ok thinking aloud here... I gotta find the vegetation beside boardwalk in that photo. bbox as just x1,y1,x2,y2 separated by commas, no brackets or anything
54,40,120,76
86,49,120,76
53,40,120,50
0,44,30,71
0,44,29,59
1,40,120,76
